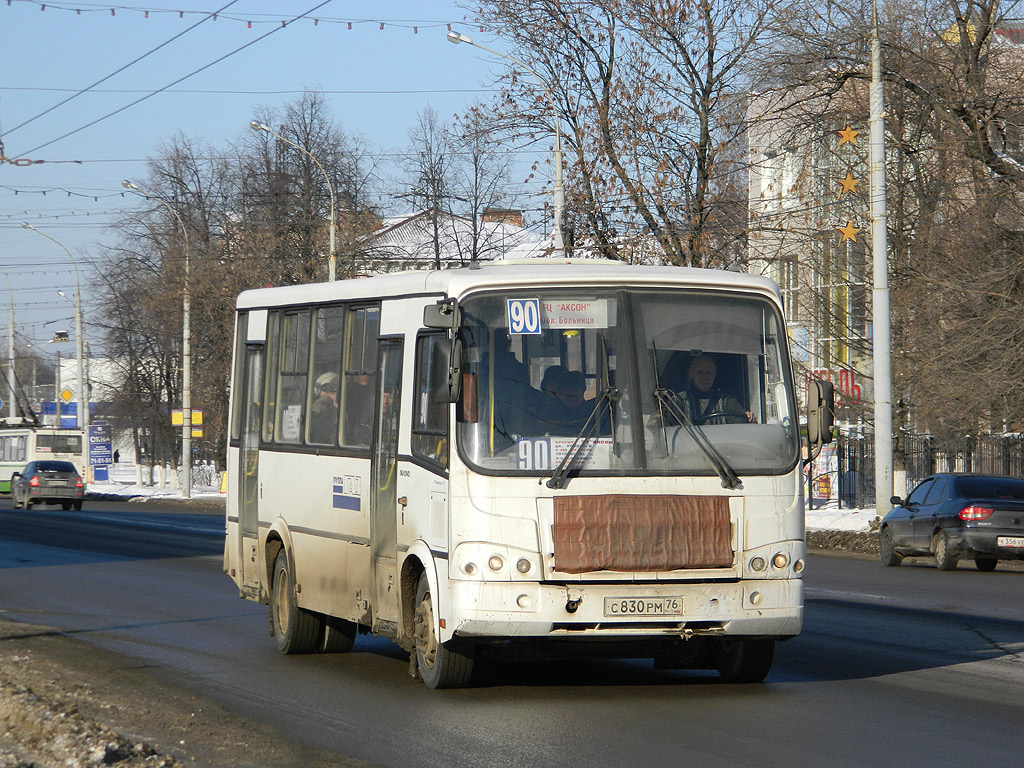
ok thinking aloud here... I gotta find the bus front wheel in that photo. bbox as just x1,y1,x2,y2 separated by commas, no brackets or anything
716,638,775,683
413,574,474,689
270,550,321,654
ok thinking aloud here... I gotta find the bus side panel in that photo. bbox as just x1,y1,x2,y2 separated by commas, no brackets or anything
260,451,373,624
224,444,241,586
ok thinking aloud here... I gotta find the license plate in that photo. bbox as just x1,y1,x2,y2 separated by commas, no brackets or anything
997,536,1024,548
604,597,684,617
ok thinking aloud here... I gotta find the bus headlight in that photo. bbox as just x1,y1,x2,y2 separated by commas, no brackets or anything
462,562,477,575
772,552,790,570
749,556,767,572
516,558,532,574
488,555,504,572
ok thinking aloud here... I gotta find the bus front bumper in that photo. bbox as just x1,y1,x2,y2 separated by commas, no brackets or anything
444,578,803,642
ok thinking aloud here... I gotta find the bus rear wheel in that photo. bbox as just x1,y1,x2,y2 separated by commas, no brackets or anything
716,638,775,683
320,614,356,653
413,574,474,689
270,550,321,654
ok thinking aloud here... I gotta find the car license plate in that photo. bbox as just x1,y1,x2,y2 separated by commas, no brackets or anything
604,597,683,617
997,536,1024,548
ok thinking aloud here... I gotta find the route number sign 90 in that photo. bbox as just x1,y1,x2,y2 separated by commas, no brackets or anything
507,298,542,335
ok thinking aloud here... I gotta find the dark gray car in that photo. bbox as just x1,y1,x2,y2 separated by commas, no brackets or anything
879,473,1024,570
11,460,85,511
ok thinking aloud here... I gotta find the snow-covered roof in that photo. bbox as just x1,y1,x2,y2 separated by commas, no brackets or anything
359,210,544,272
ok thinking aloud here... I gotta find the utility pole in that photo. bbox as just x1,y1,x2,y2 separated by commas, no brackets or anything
870,1,894,513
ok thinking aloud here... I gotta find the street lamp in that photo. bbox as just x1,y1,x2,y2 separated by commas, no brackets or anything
447,30,565,256
249,120,339,281
121,180,193,499
20,223,89,430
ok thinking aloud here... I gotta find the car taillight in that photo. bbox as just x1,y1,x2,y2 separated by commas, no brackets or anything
960,506,994,520
28,475,39,487
75,478,84,488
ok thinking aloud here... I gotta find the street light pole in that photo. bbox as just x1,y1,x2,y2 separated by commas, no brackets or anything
21,223,88,430
447,30,565,257
249,121,339,280
121,180,193,499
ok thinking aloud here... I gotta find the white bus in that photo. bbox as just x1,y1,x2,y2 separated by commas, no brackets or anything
224,260,833,688
0,425,88,495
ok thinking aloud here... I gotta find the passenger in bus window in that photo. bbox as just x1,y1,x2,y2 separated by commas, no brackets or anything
534,365,590,435
343,373,375,446
310,372,340,444
676,354,755,424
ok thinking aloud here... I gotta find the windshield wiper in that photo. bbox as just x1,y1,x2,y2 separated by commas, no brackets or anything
546,387,617,490
653,387,742,490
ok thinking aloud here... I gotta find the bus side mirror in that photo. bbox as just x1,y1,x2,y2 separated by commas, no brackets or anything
431,337,463,403
423,299,460,329
447,338,463,402
806,379,835,460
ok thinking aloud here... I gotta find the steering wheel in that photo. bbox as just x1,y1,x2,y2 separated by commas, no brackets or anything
693,410,750,425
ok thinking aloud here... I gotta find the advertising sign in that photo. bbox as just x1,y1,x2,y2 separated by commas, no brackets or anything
88,423,113,482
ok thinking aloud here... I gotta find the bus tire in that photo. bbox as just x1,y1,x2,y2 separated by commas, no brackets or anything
716,638,775,683
413,574,474,689
270,550,320,654
320,614,356,653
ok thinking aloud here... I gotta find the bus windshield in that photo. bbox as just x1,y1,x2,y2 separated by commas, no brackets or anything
457,288,799,477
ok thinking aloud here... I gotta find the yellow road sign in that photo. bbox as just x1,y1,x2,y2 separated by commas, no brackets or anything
171,409,204,426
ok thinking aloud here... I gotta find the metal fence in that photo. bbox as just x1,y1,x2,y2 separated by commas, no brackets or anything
828,432,1024,509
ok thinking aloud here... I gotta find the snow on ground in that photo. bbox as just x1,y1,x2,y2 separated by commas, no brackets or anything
89,462,225,502
805,503,880,532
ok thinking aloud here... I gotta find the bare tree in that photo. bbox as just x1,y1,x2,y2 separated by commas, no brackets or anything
464,0,777,265
237,91,380,281
753,0,1024,434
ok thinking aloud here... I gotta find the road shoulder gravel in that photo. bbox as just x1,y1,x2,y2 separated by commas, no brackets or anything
0,618,374,768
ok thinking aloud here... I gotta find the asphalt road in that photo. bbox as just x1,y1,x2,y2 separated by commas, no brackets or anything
1,499,1021,767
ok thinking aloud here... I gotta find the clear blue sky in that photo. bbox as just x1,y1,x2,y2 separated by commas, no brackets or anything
0,0,534,351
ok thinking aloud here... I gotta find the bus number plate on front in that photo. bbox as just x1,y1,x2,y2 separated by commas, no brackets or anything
997,536,1024,548
604,597,684,617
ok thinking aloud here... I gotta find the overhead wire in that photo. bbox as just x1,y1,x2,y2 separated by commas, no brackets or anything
2,0,242,140
16,0,335,157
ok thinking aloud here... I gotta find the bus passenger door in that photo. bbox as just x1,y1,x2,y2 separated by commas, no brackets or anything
239,345,264,592
370,339,403,633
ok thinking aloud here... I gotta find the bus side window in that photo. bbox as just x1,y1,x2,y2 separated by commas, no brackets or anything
274,310,311,444
340,305,380,448
306,306,345,447
262,312,282,442
412,332,449,469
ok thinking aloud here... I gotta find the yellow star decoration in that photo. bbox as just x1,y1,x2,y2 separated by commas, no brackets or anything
837,125,859,146
837,172,860,198
838,221,860,242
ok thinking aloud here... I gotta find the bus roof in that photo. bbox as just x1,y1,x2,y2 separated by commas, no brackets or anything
235,259,782,311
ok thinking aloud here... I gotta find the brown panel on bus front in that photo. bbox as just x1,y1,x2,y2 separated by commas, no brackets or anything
552,494,733,573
